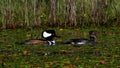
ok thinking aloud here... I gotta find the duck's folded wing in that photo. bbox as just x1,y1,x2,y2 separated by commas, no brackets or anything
16,39,47,45
70,38,89,44
62,38,88,44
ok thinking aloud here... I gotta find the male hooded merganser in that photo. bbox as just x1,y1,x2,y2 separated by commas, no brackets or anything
42,30,60,45
63,31,96,45
16,30,60,45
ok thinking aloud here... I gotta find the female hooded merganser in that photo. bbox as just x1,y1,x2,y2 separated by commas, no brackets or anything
16,30,60,45
63,31,96,45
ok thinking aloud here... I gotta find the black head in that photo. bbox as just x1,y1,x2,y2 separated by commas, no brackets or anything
89,31,96,40
46,30,57,37
42,30,60,41
89,31,96,45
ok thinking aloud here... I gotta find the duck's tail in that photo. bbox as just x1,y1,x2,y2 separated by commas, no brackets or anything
15,40,29,45
15,41,25,45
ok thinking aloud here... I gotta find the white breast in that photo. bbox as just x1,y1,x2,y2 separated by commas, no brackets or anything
71,40,86,45
43,31,52,38
77,42,85,44
77,40,87,44
71,42,85,44
48,40,55,45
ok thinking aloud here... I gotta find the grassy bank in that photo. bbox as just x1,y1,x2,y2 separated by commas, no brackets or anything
0,27,120,68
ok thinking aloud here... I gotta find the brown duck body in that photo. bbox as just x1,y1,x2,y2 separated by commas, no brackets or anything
17,39,48,45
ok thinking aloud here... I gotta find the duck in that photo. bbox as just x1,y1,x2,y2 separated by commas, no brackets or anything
16,30,60,45
62,31,96,45
42,30,60,45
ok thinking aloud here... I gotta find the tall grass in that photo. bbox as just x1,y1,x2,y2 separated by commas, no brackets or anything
0,0,120,28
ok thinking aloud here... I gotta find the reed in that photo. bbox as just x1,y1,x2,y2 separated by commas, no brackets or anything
0,0,119,28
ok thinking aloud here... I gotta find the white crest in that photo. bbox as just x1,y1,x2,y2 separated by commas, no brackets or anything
43,31,52,38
